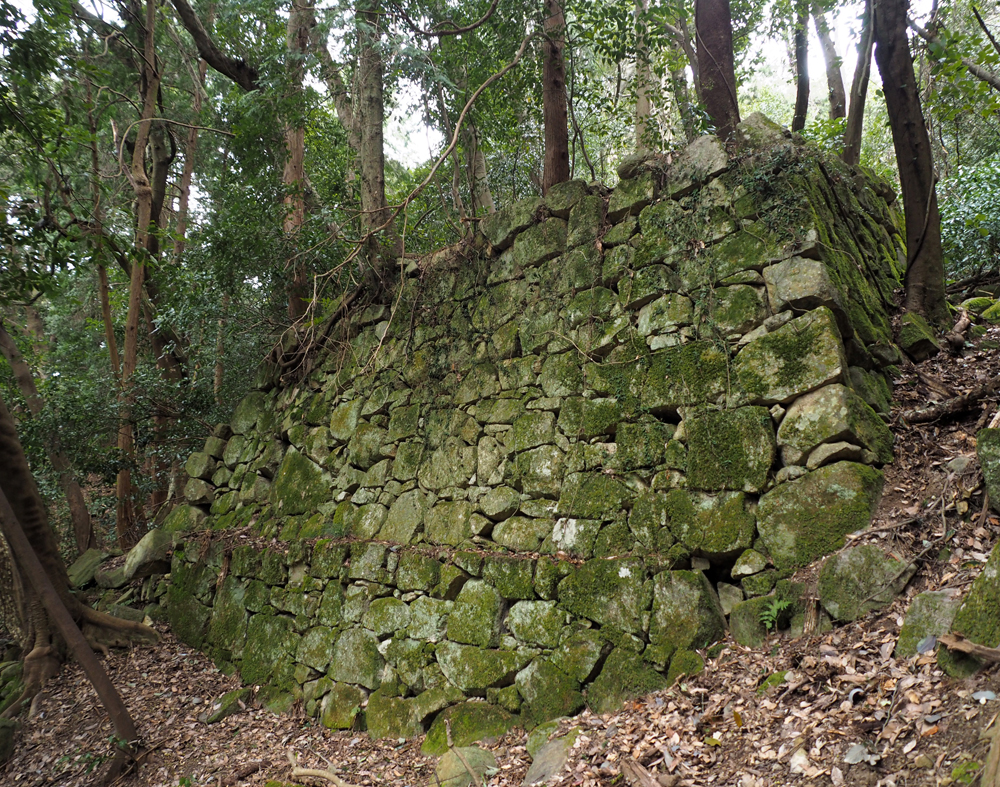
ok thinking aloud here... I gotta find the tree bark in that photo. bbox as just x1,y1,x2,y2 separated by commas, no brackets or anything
174,56,208,259
168,0,259,90
792,4,810,132
462,119,495,216
813,6,847,119
542,0,570,194
843,0,873,167
0,320,94,553
695,0,740,140
873,0,948,325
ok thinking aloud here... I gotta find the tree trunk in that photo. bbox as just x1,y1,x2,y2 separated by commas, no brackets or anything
174,56,208,259
462,120,496,216
116,0,162,550
792,3,809,132
842,0,873,167
0,390,156,776
0,319,94,553
634,0,653,150
356,0,391,258
542,0,570,194
284,0,311,320
695,0,740,140
873,0,948,324
813,5,846,119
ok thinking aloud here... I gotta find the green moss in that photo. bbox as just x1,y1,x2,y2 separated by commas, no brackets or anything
757,670,788,694
940,544,1000,677
422,702,515,755
665,649,704,685
482,556,535,600
557,558,651,635
614,420,671,471
587,649,668,714
663,490,756,560
685,407,775,493
642,341,731,412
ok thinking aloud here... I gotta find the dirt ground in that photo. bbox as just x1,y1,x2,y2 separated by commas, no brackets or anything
5,327,1000,787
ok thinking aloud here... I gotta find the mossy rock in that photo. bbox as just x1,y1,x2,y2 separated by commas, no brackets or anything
447,581,503,647
664,490,756,560
329,629,384,690
167,585,212,649
435,642,528,692
648,570,726,661
685,407,775,493
734,307,847,405
422,702,515,755
557,558,651,635
896,589,962,658
162,504,208,534
435,746,497,787
586,649,668,714
231,391,268,435
757,462,884,571
557,472,630,519
506,600,564,647
320,683,367,729
207,576,250,658
818,544,916,622
898,312,940,361
977,429,1000,514
365,687,425,739
240,613,297,686
269,448,330,517
939,544,1000,677
666,649,704,685
516,658,584,726
777,383,893,464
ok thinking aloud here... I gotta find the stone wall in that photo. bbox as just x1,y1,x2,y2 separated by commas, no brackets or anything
162,115,903,742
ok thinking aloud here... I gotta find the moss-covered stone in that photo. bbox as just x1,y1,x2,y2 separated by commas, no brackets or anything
663,490,756,560
241,613,297,686
435,641,528,692
364,598,411,637
734,307,847,405
482,556,535,600
482,197,542,250
939,544,1000,677
557,558,650,634
269,448,330,517
507,601,564,647
396,552,441,591
435,746,498,787
665,649,704,685
167,586,212,648
587,648,668,714
231,391,268,435
320,682,367,729
898,312,940,361
777,384,893,464
607,172,656,222
379,489,428,544
818,544,915,622
329,629,383,689
512,218,567,269
978,429,1000,514
425,501,475,546
896,589,962,658
685,407,775,493
407,596,451,641
757,461,883,571
422,701,515,755
556,472,629,519
628,491,676,552
163,504,207,534
447,581,503,647
648,570,726,662
516,658,584,725
640,341,731,413
208,576,249,658
493,516,552,552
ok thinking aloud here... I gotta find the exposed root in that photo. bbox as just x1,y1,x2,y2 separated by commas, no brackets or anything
80,606,159,650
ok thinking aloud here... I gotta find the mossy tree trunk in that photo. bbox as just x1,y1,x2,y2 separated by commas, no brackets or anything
542,0,570,194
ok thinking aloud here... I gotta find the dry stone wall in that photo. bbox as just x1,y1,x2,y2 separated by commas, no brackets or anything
163,115,904,741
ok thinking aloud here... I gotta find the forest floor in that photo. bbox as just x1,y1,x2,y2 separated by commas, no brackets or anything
5,329,1000,787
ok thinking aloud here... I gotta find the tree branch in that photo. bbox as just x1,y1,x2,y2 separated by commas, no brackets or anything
388,0,501,37
168,0,259,91
909,17,1000,92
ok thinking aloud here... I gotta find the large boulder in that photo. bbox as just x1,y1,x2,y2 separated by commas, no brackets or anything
939,544,1000,677
684,407,775,493
123,528,172,580
648,570,726,663
896,589,962,658
977,428,1000,513
757,462,884,571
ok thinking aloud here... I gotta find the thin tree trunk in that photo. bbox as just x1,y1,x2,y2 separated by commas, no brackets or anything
0,320,95,553
670,63,698,142
213,293,227,404
174,57,208,259
117,0,161,550
792,3,810,131
873,0,948,324
542,0,570,194
356,0,392,259
843,0,873,167
813,5,846,119
695,0,740,140
462,120,495,216
284,0,311,320
634,0,653,150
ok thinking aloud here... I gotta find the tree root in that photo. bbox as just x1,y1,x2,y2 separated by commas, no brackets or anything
899,375,1000,424
80,605,159,651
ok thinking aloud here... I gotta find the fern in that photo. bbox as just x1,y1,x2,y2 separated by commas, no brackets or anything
758,597,792,631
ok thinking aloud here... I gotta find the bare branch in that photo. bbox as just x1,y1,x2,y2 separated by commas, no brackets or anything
909,17,1000,92
389,0,501,38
